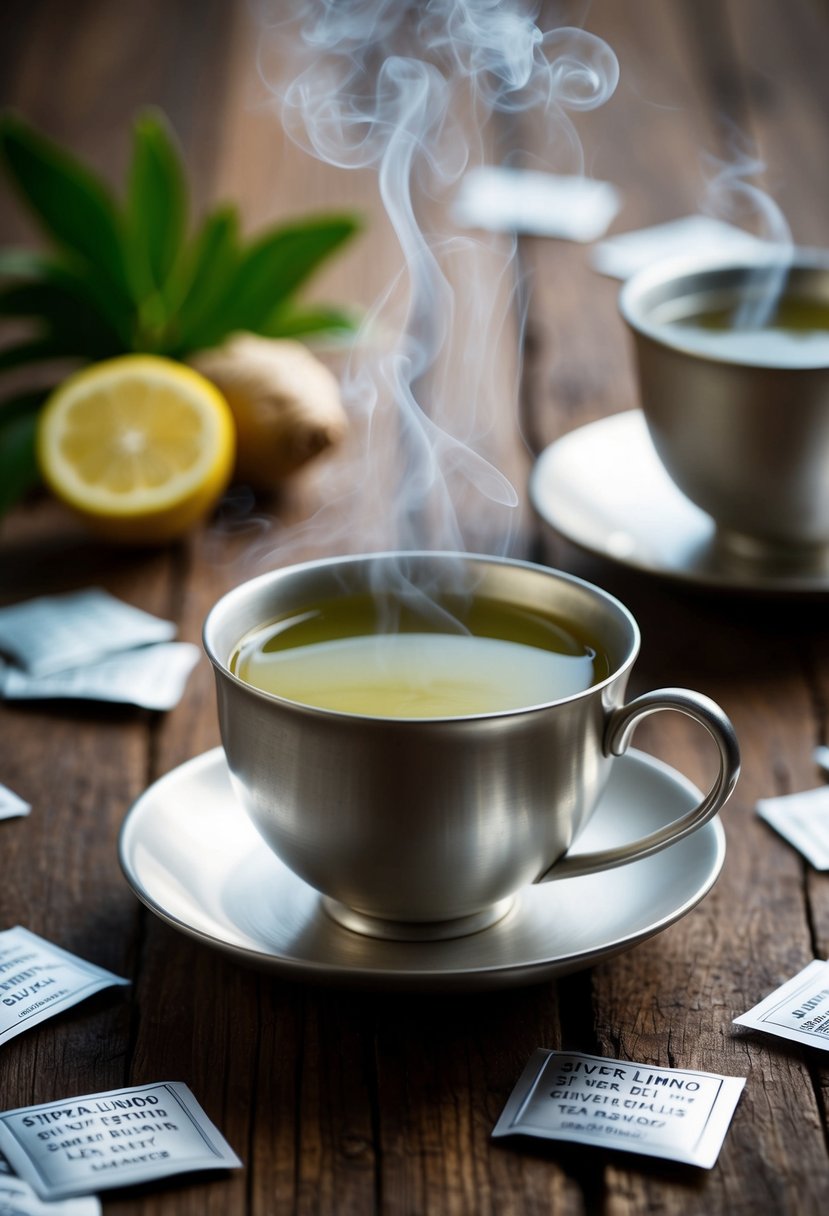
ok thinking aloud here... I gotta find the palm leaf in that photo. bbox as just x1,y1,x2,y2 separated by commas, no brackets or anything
0,249,136,350
0,389,48,514
126,108,188,297
259,302,359,338
183,213,360,350
166,205,241,355
0,337,83,373
0,114,132,307
0,279,124,357
0,247,54,278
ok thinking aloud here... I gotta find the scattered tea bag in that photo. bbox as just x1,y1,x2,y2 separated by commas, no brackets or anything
735,959,829,1050
591,215,765,279
453,166,620,241
756,786,829,869
0,643,200,712
0,1173,101,1215
0,1082,241,1201
0,927,128,1048
493,1049,745,1170
1,1147,101,1212
0,590,175,677
0,783,31,820
814,745,829,775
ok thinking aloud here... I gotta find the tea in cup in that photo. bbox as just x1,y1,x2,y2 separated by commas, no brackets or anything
620,252,829,568
231,587,605,718
204,552,740,940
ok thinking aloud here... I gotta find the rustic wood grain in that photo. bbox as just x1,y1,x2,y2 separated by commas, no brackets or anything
2,1,829,1213
523,1,829,1213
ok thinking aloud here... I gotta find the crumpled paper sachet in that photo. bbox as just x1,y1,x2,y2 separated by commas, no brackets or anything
0,589,199,711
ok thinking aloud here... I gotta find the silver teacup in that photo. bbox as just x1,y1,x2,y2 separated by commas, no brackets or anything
204,552,740,941
620,251,829,570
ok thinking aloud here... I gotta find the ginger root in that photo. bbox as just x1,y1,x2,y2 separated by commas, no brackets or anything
190,333,348,490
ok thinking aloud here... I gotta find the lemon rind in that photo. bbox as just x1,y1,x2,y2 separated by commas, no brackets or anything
37,355,235,527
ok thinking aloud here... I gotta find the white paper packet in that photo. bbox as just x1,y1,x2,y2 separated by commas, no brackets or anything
0,590,176,677
0,643,200,712
0,784,31,821
0,1083,241,1201
492,1049,745,1170
0,927,128,1048
814,745,829,775
0,1173,101,1215
756,786,829,869
734,960,829,1049
453,166,620,241
591,215,765,279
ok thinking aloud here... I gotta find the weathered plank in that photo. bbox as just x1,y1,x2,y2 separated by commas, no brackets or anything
520,1,829,1212
0,6,250,1216
114,8,391,1215
2,2,829,1214
724,0,829,1177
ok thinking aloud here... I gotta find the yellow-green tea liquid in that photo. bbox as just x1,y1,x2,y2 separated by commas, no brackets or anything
231,592,607,718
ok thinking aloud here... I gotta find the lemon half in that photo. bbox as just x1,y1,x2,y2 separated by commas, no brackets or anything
37,355,236,543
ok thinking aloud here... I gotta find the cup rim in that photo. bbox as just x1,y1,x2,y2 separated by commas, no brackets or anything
619,245,829,370
202,550,641,724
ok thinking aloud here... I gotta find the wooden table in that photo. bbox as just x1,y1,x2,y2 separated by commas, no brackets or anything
2,2,829,1211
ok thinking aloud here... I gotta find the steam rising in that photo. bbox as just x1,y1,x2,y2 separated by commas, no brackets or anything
702,140,793,328
255,1,618,560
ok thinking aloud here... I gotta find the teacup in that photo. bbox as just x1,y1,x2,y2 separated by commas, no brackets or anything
620,251,829,569
203,552,740,941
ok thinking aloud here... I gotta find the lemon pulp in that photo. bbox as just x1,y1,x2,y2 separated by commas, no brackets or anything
37,355,236,543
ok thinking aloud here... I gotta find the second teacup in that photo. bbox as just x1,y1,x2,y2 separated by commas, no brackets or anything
620,252,829,568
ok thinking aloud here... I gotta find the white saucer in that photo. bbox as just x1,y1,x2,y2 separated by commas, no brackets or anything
119,747,725,990
530,410,829,593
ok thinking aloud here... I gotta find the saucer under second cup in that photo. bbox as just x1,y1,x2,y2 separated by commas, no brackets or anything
530,410,829,594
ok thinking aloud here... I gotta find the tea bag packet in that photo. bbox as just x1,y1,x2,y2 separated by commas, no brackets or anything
0,1145,102,1214
756,786,829,869
0,642,201,712
735,960,829,1049
0,1173,101,1215
0,590,175,677
0,1083,241,1201
453,166,620,241
0,927,128,1048
493,1049,745,1169
0,783,31,820
814,745,829,775
591,215,765,279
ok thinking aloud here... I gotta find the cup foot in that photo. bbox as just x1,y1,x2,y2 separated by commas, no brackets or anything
321,896,516,941
714,527,829,576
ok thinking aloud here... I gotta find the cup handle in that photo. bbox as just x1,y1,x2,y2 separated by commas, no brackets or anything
538,688,740,882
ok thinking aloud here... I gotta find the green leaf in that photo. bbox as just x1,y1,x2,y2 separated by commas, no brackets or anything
0,278,124,358
0,247,134,348
164,205,240,355
0,391,46,515
0,113,132,305
1,386,51,418
126,108,188,297
258,302,359,338
183,212,360,350
0,337,80,373
0,115,363,364
0,247,52,278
